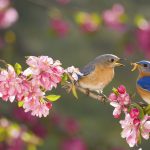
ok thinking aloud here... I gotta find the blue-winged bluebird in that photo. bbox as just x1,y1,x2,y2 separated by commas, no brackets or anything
132,60,150,104
77,54,124,94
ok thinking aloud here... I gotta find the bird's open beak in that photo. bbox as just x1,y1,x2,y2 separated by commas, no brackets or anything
131,62,140,71
115,58,125,67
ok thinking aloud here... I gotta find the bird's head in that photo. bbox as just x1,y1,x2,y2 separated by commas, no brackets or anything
95,54,124,68
131,60,150,74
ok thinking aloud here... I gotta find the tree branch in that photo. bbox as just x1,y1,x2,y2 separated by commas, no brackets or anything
75,85,109,102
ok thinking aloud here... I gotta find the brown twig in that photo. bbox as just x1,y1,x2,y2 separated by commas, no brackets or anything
0,59,8,66
63,78,109,102
75,85,109,102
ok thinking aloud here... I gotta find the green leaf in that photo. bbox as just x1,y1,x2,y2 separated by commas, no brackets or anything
134,15,147,27
131,103,145,119
144,104,150,115
46,95,61,102
61,73,68,85
14,63,22,75
72,84,78,99
18,101,24,107
112,87,119,95
138,134,142,145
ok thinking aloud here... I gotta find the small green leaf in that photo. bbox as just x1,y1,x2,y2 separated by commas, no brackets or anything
18,101,24,107
144,104,150,115
112,87,119,95
46,95,61,101
15,63,22,75
61,73,68,85
72,84,78,99
138,134,142,145
134,15,147,27
131,103,145,119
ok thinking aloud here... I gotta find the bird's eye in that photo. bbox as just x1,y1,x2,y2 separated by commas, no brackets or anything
143,64,148,67
110,58,114,62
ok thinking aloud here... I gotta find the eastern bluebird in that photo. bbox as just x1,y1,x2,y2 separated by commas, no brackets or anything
132,60,150,104
77,54,124,94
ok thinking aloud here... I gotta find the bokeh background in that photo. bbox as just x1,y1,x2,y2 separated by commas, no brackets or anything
0,0,150,150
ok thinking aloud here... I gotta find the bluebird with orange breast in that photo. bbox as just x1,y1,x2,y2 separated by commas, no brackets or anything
77,54,124,94
132,61,150,104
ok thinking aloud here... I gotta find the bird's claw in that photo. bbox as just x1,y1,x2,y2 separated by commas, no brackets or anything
98,92,108,102
85,89,90,96
62,81,72,93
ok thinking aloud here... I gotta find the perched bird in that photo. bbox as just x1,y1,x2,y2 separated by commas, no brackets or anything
132,61,150,104
77,54,124,94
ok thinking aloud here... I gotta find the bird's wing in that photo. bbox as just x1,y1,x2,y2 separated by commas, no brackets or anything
80,62,96,77
137,76,150,92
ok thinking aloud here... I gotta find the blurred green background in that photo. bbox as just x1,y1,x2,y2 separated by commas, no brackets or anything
0,0,150,150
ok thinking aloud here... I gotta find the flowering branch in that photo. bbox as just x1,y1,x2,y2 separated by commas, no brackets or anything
0,56,150,148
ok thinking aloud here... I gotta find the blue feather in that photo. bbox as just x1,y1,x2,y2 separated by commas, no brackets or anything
137,76,150,91
80,63,95,76
138,60,150,65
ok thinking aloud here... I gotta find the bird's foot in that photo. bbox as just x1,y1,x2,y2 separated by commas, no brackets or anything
85,89,90,96
62,81,72,93
96,90,108,102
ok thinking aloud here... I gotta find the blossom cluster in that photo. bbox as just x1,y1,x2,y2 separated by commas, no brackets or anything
48,3,150,58
120,110,150,147
0,56,64,117
0,0,18,29
75,12,101,33
0,117,42,150
109,85,150,147
109,85,130,118
102,3,126,31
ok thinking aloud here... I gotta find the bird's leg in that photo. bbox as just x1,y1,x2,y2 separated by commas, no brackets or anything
85,89,90,96
96,90,107,102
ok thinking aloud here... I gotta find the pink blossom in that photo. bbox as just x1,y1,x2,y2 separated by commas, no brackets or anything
25,56,64,90
23,97,50,118
117,85,126,94
120,111,150,147
140,115,150,140
50,18,70,37
110,102,122,118
60,138,87,150
102,4,126,31
0,65,21,102
75,12,101,33
136,21,150,58
120,113,140,147
0,0,10,10
109,93,117,101
0,7,18,29
109,85,130,118
21,81,51,118
130,108,140,119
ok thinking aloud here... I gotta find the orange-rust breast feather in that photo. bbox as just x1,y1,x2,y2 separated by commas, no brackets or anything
78,65,114,91
136,84,150,104
139,72,150,78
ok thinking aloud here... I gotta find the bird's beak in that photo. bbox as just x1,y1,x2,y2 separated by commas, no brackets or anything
131,62,140,71
115,58,125,67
